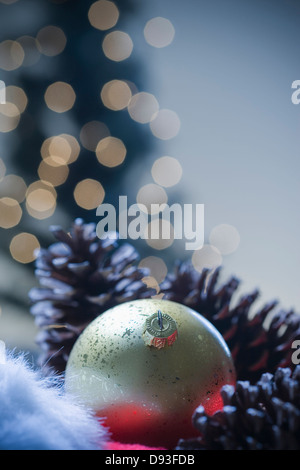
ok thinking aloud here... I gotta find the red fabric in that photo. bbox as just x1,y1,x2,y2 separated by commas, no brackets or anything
105,441,166,450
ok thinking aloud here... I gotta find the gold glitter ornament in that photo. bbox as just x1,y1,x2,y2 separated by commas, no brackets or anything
65,299,235,448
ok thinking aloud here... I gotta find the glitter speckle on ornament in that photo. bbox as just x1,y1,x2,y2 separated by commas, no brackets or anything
65,299,235,448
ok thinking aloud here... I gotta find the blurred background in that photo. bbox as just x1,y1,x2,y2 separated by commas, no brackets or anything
0,0,299,357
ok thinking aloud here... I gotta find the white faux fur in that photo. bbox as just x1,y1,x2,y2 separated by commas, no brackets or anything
0,345,109,450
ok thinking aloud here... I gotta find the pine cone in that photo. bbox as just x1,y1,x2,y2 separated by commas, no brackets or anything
176,366,300,450
160,261,300,382
29,218,154,374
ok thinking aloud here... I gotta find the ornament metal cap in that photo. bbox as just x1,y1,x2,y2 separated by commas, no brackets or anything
142,310,178,349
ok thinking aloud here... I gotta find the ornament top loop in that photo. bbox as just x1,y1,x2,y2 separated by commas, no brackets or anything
157,310,163,330
142,311,178,349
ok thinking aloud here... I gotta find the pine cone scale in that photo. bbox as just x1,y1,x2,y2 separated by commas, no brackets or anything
176,366,300,450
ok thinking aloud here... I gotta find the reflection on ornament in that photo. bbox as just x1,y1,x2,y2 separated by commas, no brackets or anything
65,299,235,448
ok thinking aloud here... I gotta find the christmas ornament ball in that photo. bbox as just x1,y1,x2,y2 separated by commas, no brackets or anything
65,299,235,448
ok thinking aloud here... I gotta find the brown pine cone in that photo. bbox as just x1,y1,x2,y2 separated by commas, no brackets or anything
160,261,300,382
29,218,154,375
175,366,300,450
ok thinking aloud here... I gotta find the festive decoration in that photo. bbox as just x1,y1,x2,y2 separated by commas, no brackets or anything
176,366,300,450
160,261,300,382
65,298,235,448
28,220,300,449
29,218,154,375
0,342,108,450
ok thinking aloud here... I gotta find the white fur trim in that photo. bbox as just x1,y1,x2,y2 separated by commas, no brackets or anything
0,349,109,450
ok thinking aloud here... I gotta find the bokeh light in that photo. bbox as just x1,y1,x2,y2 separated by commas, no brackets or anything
144,17,175,48
44,81,76,113
0,174,27,202
41,134,80,164
101,79,132,111
151,156,182,187
56,134,80,164
0,102,20,133
140,275,161,294
74,178,105,210
9,232,40,264
137,183,168,214
209,223,240,255
38,156,69,187
88,0,119,31
36,26,67,57
102,30,133,62
128,92,159,124
150,109,181,140
0,197,22,229
5,86,28,114
95,136,126,167
0,40,24,71
26,181,57,220
80,121,110,151
138,255,168,284
145,218,174,250
192,244,223,272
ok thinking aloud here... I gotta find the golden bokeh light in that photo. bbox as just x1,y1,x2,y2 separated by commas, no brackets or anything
128,92,159,124
144,17,175,48
74,178,105,210
5,86,28,114
102,31,133,62
88,0,119,31
150,109,181,140
140,275,160,294
0,174,27,202
80,121,110,151
26,181,57,219
37,26,67,57
9,232,40,264
192,244,223,273
139,255,168,284
209,224,240,255
151,156,182,188
0,40,24,71
0,197,22,229
41,134,80,164
44,81,76,113
95,136,126,167
26,180,56,197
145,218,174,251
38,156,69,187
56,134,80,164
48,135,72,162
17,35,41,67
0,102,20,133
137,183,168,214
101,80,132,111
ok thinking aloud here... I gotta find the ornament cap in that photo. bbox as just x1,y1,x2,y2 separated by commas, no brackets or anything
142,310,178,349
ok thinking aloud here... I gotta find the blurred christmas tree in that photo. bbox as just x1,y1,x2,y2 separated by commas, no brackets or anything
0,0,153,349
